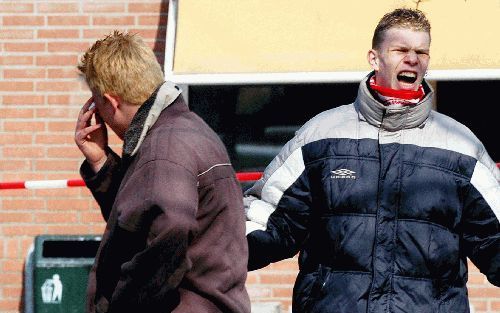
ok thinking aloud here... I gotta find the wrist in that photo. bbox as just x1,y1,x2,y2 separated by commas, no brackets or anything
88,154,108,174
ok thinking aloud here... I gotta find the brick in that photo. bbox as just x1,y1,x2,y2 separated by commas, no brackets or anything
89,224,106,234
0,81,34,92
83,3,125,13
48,42,91,53
47,121,76,132
0,108,34,118
469,300,487,311
0,299,19,311
2,16,45,26
35,160,80,171
2,286,22,299
247,286,272,298
83,28,118,39
81,211,104,223
0,172,44,182
21,237,34,255
272,287,293,298
36,81,80,92
0,29,34,40
36,107,80,118
246,272,259,284
0,189,34,198
93,16,135,26
2,200,44,211
0,55,33,66
3,121,46,132
36,55,78,66
468,272,486,285
0,241,3,258
3,68,45,79
138,15,168,26
46,225,91,234
128,2,168,14
269,258,298,271
47,199,89,211
281,301,292,312
2,146,45,158
36,212,78,223
492,301,500,310
260,274,297,285
0,133,33,144
3,42,45,52
0,213,33,223
35,133,74,144
47,16,90,26
70,93,92,105
0,160,30,171
0,3,33,13
468,287,500,298
3,240,20,261
37,29,79,39
47,95,70,105
37,2,79,13
128,28,166,40
35,188,82,198
46,146,81,158
2,95,45,105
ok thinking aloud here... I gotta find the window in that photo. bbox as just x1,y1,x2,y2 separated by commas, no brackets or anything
188,83,359,172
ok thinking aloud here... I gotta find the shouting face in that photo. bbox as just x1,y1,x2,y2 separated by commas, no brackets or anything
368,27,430,91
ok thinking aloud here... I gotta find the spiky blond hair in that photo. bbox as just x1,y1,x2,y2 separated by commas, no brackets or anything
78,31,164,105
372,8,431,49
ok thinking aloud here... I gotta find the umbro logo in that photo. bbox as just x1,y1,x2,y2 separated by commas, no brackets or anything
331,168,356,179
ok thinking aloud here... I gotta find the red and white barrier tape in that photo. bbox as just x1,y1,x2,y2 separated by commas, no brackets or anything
0,172,263,190
2,163,500,190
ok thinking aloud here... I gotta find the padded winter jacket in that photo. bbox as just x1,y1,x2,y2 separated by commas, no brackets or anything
81,82,250,313
245,73,500,313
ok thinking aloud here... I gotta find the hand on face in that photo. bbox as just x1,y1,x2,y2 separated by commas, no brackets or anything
74,97,109,173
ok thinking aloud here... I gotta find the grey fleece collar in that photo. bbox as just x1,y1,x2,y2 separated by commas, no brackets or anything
355,72,434,131
123,81,182,158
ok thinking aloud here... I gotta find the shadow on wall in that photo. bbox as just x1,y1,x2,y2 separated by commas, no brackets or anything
153,0,170,71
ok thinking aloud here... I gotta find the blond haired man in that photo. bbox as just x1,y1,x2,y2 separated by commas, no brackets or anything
244,8,499,313
75,31,250,313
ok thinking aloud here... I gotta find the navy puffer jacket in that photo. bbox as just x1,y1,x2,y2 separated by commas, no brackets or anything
245,73,500,313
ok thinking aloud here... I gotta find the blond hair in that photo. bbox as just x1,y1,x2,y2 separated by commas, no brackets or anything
78,31,164,106
372,8,431,49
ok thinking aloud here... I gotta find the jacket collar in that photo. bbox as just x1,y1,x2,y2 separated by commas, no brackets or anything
122,81,182,158
355,72,434,131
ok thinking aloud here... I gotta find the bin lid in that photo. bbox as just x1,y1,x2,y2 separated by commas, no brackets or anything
34,235,102,267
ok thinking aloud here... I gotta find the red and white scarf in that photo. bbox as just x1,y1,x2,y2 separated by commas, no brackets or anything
369,76,425,107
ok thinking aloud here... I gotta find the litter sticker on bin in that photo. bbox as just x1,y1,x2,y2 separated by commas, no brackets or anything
41,274,63,304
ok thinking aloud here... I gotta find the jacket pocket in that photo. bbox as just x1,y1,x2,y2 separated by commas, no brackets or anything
294,265,332,313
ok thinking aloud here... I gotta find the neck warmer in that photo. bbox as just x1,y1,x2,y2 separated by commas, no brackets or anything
369,76,425,107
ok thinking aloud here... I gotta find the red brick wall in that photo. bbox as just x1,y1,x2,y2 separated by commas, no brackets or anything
0,1,498,312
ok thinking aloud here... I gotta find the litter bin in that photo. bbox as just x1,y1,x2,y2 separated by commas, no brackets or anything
24,235,101,313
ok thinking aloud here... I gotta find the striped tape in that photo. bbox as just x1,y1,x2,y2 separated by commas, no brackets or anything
0,172,263,190
2,163,499,190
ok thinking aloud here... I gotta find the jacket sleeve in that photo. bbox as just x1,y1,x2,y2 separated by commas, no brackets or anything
462,160,500,287
244,135,312,271
106,159,198,312
80,147,123,221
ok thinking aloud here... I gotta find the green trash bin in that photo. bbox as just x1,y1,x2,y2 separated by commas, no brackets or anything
27,235,101,313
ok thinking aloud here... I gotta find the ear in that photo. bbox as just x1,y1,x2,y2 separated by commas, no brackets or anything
103,93,120,113
367,49,380,71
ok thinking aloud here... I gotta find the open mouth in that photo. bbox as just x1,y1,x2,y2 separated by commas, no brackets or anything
397,71,417,84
